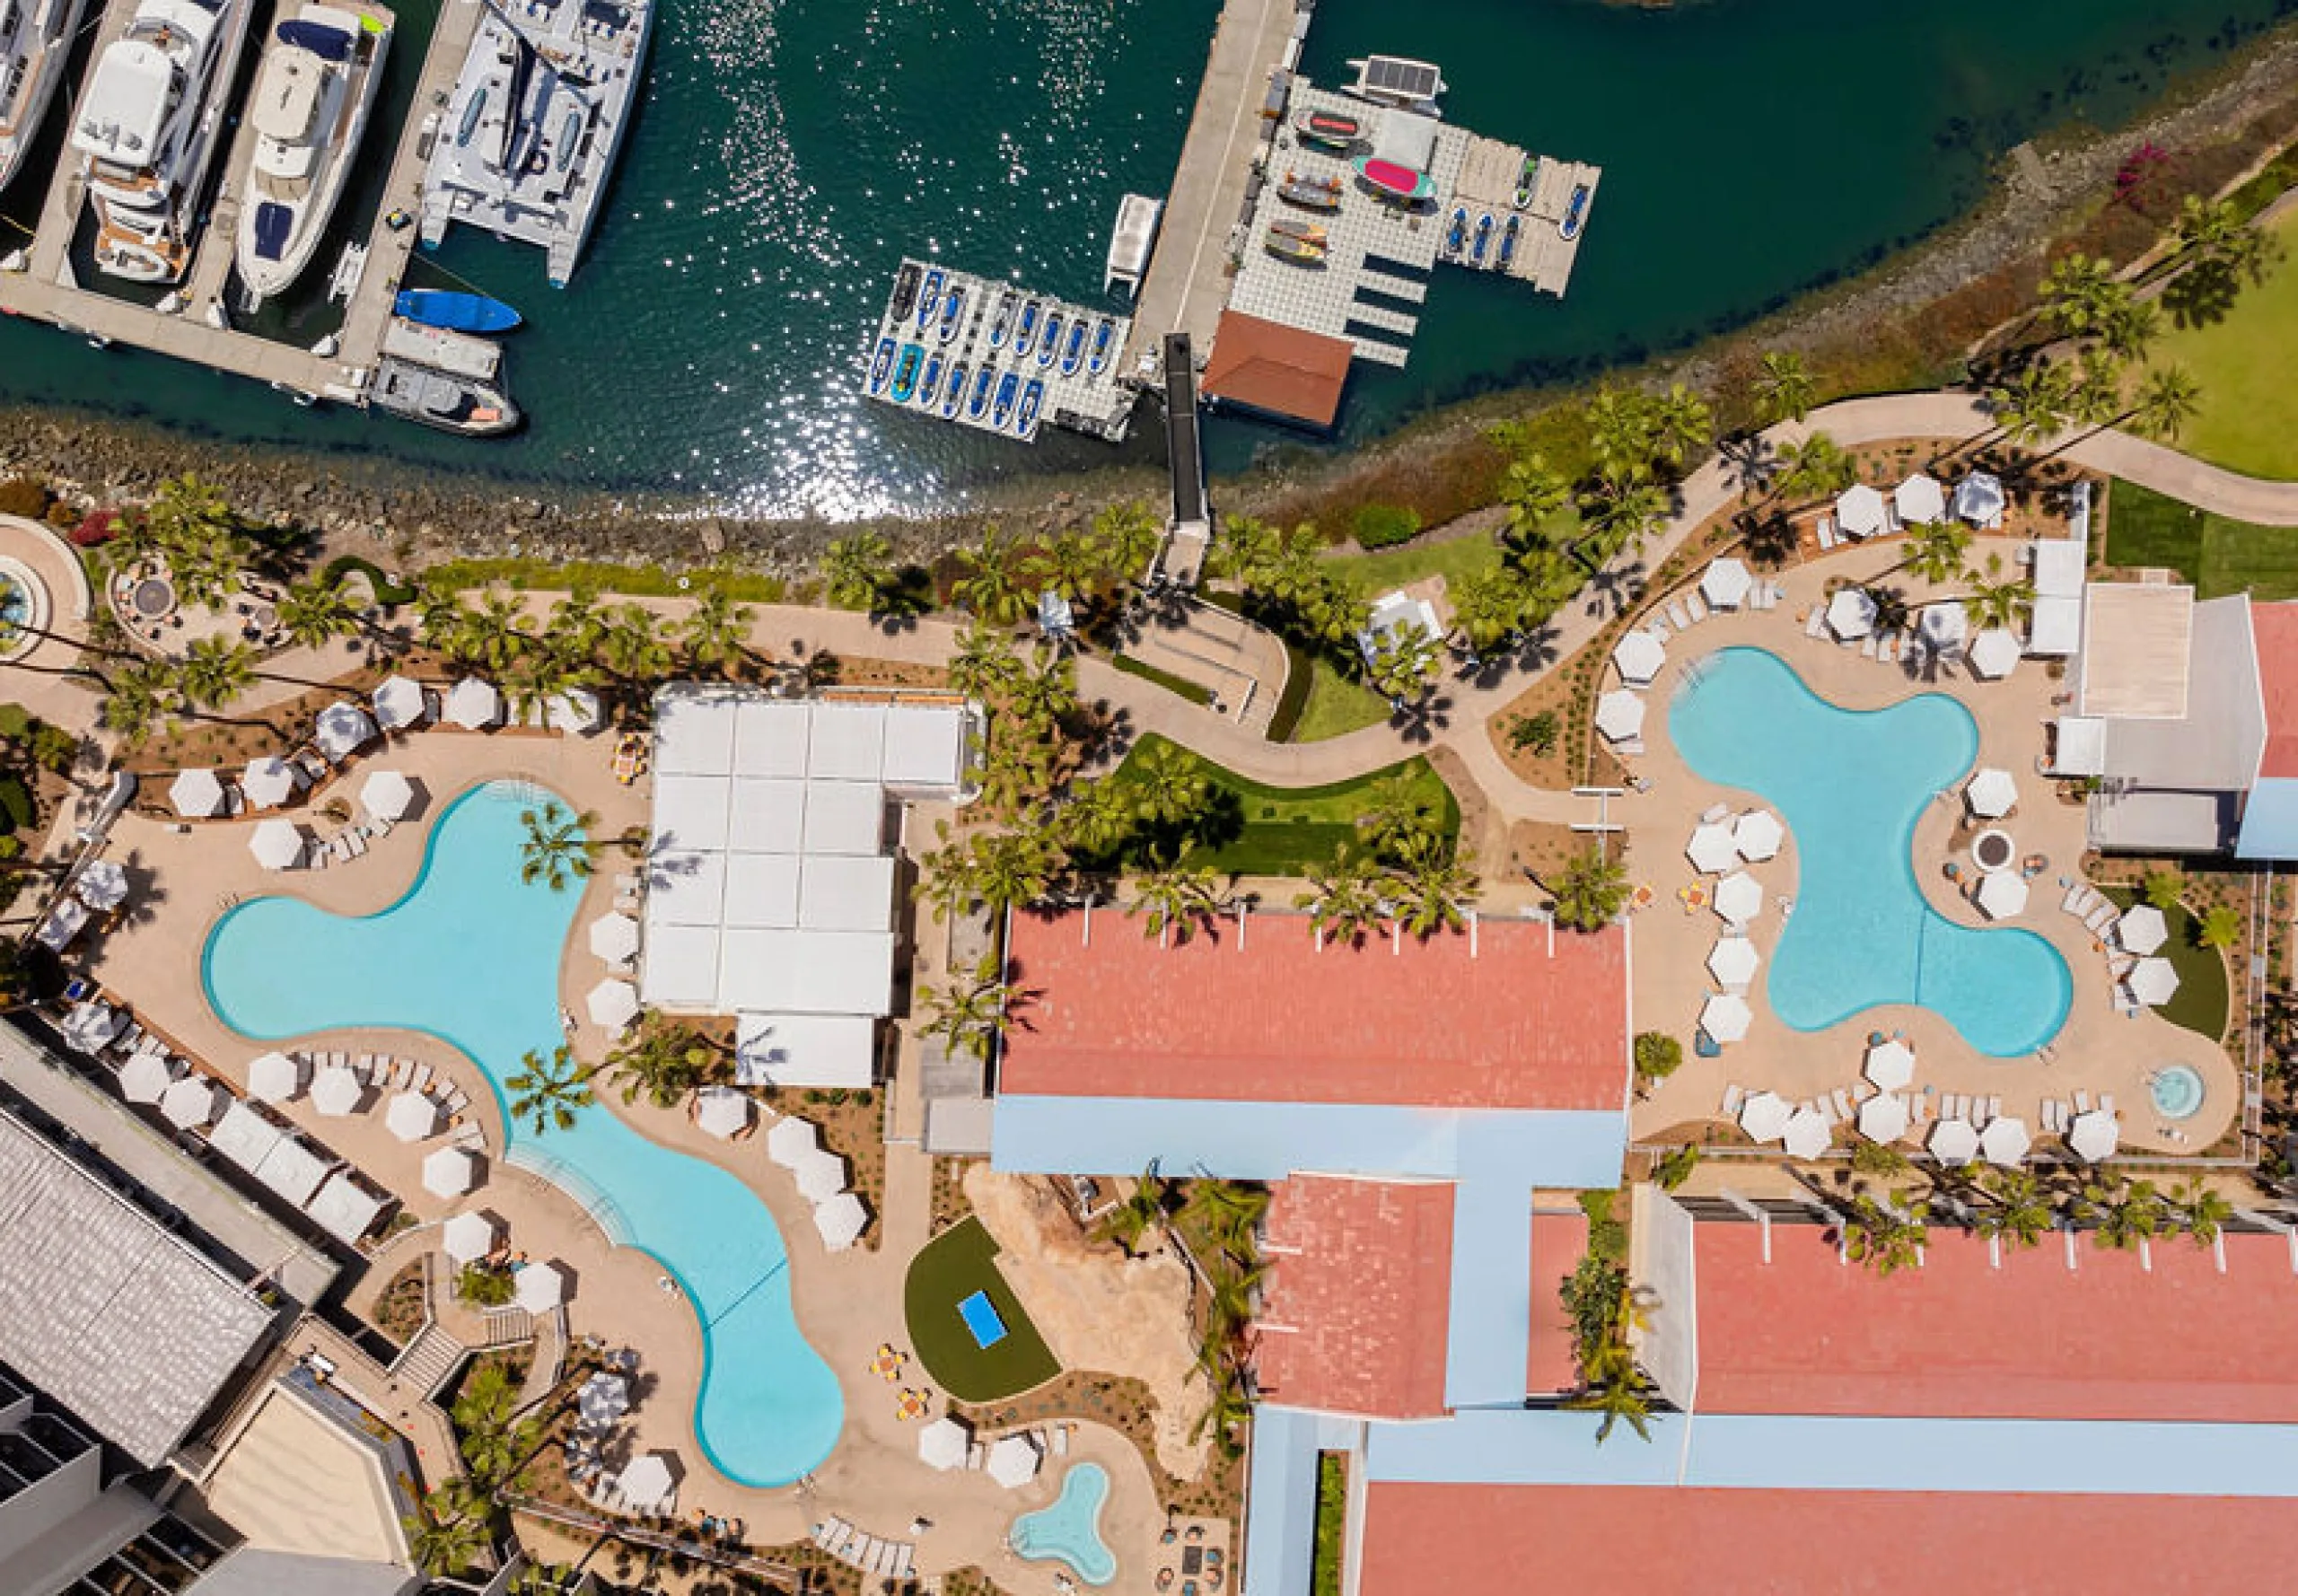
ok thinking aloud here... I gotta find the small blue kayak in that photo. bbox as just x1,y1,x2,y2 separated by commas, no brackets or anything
394,289,522,333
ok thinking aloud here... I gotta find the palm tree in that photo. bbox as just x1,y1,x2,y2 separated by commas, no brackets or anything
598,601,671,682
2168,195,2280,311
1363,626,1442,706
543,589,608,662
822,531,898,612
1752,350,1816,425
1959,552,2035,633
968,829,1058,914
1584,386,1658,478
101,662,177,744
914,837,987,924
2143,868,2186,912
1130,740,1212,829
2037,251,2119,341
1189,1180,1272,1258
139,475,253,609
506,1045,595,1135
177,636,259,711
1499,452,1573,554
1206,513,1282,585
457,592,533,672
2197,904,2243,950
1566,1339,1655,1445
1295,847,1389,944
604,1017,721,1109
1973,1169,2053,1249
948,620,1024,702
1840,1193,1928,1275
1006,648,1079,732
1057,776,1136,859
1774,431,1855,507
917,952,1019,1064
276,574,361,651
504,649,583,723
677,586,753,673
1192,1378,1254,1458
1649,382,1713,472
1092,501,1163,584
403,1496,490,1577
1898,519,1973,585
1095,1165,1171,1255
953,526,1027,624
2083,1177,2166,1251
519,802,600,891
1549,847,1627,932
1985,360,2075,457
2130,364,2203,443
1128,855,1226,943
2169,1177,2234,1246
1582,475,1670,557
1025,530,1104,603
1448,566,1529,656
1394,852,1478,939
1355,772,1441,864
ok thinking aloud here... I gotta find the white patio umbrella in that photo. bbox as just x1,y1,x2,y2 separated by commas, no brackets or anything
120,1049,178,1103
577,1372,630,1429
2116,905,2169,956
1700,992,1753,1044
617,1452,676,1513
1979,1116,2033,1168
161,1075,221,1130
1781,1108,1830,1160
1733,810,1785,864
1594,689,1645,744
59,1000,121,1054
1864,1039,1916,1092
1836,483,1887,539
386,1091,443,1143
311,1065,364,1117
1954,472,2005,528
1738,1091,1792,1143
1707,937,1760,988
443,678,502,730
1713,870,1764,927
1916,603,1968,656
547,688,603,734
515,1259,570,1312
794,1145,849,1201
170,767,225,818
1611,629,1666,687
74,858,129,912
812,1191,868,1251
361,768,415,822
423,1144,480,1198
1686,821,1739,874
2066,1109,2120,1163
1857,1093,1910,1144
767,1116,820,1168
372,675,426,732
987,1434,1042,1488
586,978,640,1030
248,819,304,872
1895,472,1946,526
1928,1118,1980,1165
2127,957,2180,1007
1701,557,1753,610
313,701,378,762
917,1416,972,1470
589,912,641,963
1969,628,2021,680
241,755,297,811
246,1050,303,1103
1975,872,2030,920
695,1086,751,1140
442,1210,501,1264
1827,586,1878,640
1964,767,2017,820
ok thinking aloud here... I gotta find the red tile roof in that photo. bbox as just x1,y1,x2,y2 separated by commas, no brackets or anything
1200,311,1355,429
2251,601,2298,777
1360,1482,2298,1596
1001,911,1628,1111
1525,1210,1588,1399
1692,1220,2298,1423
1258,1176,1456,1419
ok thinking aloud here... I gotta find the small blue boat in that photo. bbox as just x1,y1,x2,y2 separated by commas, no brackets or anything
395,289,522,334
1016,378,1044,436
867,337,896,396
1499,215,1521,268
1561,183,1591,241
918,352,945,407
1471,214,1493,266
937,285,965,345
992,371,1019,427
916,269,943,332
890,343,924,403
1059,320,1086,377
1037,311,1062,369
1013,301,1040,359
969,364,996,419
1445,207,1466,258
988,291,1016,350
942,360,969,419
1088,318,1114,375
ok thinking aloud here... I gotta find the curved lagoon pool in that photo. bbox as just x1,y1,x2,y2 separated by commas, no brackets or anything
201,780,844,1485
1669,649,2071,1057
1010,1462,1116,1586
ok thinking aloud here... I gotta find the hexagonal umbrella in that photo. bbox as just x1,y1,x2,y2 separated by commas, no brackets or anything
1781,1108,1830,1160
170,767,225,818
767,1116,820,1168
74,858,130,912
1594,689,1645,745
794,1145,849,1202
1737,1090,1792,1143
1732,810,1785,864
577,1372,630,1429
514,1258,569,1313
813,1192,868,1251
1836,483,1888,539
1979,1116,2032,1168
917,1415,972,1471
1713,871,1764,927
1964,767,2017,819
1894,472,1946,525
1827,586,1877,640
618,1452,678,1513
2116,906,2169,956
1706,937,1760,988
386,1091,443,1144
313,701,378,762
695,1086,751,1140
161,1075,221,1130
423,1144,480,1197
589,912,641,963
1863,1039,1916,1092
1701,557,1753,610
61,1001,123,1055
2127,957,2180,1008
120,1049,179,1104
1969,627,2021,680
1687,821,1739,874
361,769,415,822
372,676,426,732
311,1065,364,1117
246,1050,303,1103
2066,1109,2120,1163
1928,1118,1979,1165
1700,992,1753,1045
443,678,502,730
987,1434,1042,1489
586,978,640,1031
1857,1093,1910,1144
1612,629,1666,688
547,688,603,734
241,755,297,811
248,820,304,872
1975,872,2030,920
1954,472,2006,527
442,1209,502,1264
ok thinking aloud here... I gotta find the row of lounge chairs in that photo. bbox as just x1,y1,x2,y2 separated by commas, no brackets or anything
811,1519,914,1581
294,1049,478,1140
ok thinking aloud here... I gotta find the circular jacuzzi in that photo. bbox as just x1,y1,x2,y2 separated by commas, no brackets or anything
2151,1063,2206,1120
0,556,50,662
131,575,176,620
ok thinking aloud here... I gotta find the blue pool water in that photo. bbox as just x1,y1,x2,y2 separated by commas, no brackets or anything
200,781,844,1485
959,1289,1009,1350
2152,1064,2206,1120
1668,649,2072,1057
1010,1462,1117,1587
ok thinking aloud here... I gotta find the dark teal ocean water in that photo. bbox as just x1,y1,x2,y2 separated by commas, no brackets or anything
0,0,2289,513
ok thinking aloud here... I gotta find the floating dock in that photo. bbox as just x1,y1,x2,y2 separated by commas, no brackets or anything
856,259,1135,445
1451,136,1598,294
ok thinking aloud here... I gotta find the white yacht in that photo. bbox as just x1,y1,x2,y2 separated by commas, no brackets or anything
232,0,393,302
0,0,94,192
73,0,256,284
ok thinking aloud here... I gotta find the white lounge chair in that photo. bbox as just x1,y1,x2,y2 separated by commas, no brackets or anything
1667,601,1692,629
1685,593,1709,625
1720,1083,1747,1116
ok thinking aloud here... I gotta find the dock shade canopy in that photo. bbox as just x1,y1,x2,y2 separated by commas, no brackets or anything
276,19,354,59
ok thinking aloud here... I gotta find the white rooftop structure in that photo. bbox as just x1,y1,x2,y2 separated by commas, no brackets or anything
1357,589,1443,666
735,1013,876,1089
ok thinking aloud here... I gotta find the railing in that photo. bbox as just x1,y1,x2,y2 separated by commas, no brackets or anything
2241,866,2271,1166
500,1144,636,1248
502,1494,801,1589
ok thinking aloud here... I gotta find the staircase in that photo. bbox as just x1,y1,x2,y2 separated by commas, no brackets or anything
392,1323,470,1399
480,1307,536,1348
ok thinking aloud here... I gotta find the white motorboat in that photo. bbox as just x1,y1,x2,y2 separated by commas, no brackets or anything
234,0,395,302
0,0,95,192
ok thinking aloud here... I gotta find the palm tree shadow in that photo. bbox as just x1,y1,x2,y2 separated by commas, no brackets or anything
1388,692,1453,744
1721,434,1779,498
1583,561,1647,621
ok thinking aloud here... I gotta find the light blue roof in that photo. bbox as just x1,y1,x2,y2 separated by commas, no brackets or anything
2237,776,2298,859
1242,1407,1338,1596
1443,1119,1537,1409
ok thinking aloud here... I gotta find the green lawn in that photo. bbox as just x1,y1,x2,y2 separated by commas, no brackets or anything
1311,1452,1348,1596
1111,651,1215,706
2103,481,2298,601
1320,533,1504,594
1290,656,1392,742
2145,207,2298,480
903,1217,1061,1403
2101,887,2232,1043
1106,732,1458,876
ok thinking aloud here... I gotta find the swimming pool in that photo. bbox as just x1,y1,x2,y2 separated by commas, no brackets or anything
1669,649,2071,1057
200,780,844,1485
2152,1064,2206,1119
959,1289,1009,1349
1010,1462,1117,1586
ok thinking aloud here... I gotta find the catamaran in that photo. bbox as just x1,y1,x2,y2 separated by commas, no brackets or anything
0,0,93,194
1344,54,1445,112
235,1,395,303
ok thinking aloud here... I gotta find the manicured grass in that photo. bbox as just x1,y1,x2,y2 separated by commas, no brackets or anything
1311,1452,1347,1596
2145,208,2298,480
1290,656,1392,743
2101,887,2233,1043
1106,732,1458,876
903,1217,1061,1403
2103,481,2298,601
1320,532,1504,596
1110,651,1215,706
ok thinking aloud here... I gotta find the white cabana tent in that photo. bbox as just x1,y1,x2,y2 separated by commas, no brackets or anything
444,678,502,730
2050,715,2108,776
1836,483,1887,539
1864,1039,1915,1092
2066,1109,2120,1162
586,978,639,1030
307,1173,389,1245
207,1101,282,1171
311,1065,364,1117
1714,871,1763,927
1916,603,1968,657
361,769,415,822
2127,958,2180,1007
1733,810,1785,864
1954,472,2005,528
119,1049,177,1103
1827,587,1878,640
794,1146,848,1202
1701,557,1752,610
1964,767,2017,820
442,1210,502,1264
386,1092,442,1143
1738,1091,1792,1143
423,1145,480,1198
1706,937,1760,989
812,1192,868,1251
1857,1093,1910,1144
248,820,304,872
242,754,298,811
1700,993,1753,1044
1686,822,1739,874
577,1372,630,1430
1928,1118,1980,1165
987,1434,1042,1489
2116,906,2169,956
617,1453,676,1513
767,1116,820,1168
694,1086,751,1140
917,1416,972,1470
59,1001,122,1054
313,701,378,762
246,1051,302,1103
170,767,225,818
33,897,87,952
1612,629,1666,688
161,1076,221,1130
515,1259,570,1312
1594,690,1645,745
1969,628,2021,680
1975,873,2030,920
74,859,129,913
1895,473,1946,526
547,688,604,735
589,912,641,963
372,676,427,732
1781,1108,1830,1160
1979,1117,2032,1168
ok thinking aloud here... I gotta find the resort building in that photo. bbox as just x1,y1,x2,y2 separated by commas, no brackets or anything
641,688,978,1087
1198,311,1354,431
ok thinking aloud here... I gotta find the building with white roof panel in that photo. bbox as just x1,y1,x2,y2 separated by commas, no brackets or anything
736,1013,878,1089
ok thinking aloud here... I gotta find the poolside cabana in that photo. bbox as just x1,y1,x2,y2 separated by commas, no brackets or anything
1706,937,1759,990
372,676,427,732
2066,1109,2120,1162
245,1051,302,1104
1686,822,1739,874
1700,993,1753,1045
423,1145,480,1198
1612,629,1666,688
1827,587,1877,641
1916,603,1968,658
313,701,378,763
515,1259,570,1313
1928,1118,1979,1165
385,1092,442,1144
1954,471,2006,529
1701,557,1752,611
2116,906,2169,955
248,820,304,872
578,1372,629,1430
918,1415,972,1471
547,688,604,735
589,912,641,964
60,1001,122,1055
813,1192,868,1252
444,678,502,731
206,1100,281,1171
794,1145,848,1202
1964,767,2017,820
987,1434,1042,1489
307,1172,390,1245
74,858,129,913
1864,1039,1915,1092
1732,810,1784,864
170,767,225,818
1969,628,2022,680
617,1453,677,1514
2126,957,2180,1008
1857,1093,1910,1144
586,978,640,1031
311,1065,364,1117
1713,871,1763,927
1975,873,2030,920
1979,1116,2032,1168
241,755,297,811
119,1049,177,1103
767,1116,820,1168
695,1086,751,1140
361,769,415,822
1780,1108,1829,1160
160,1076,221,1130
1737,1091,1791,1144
33,897,87,952
1835,483,1887,539
1594,690,1645,745
1895,473,1946,526
442,1210,502,1265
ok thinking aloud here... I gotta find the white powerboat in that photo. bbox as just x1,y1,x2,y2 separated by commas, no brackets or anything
0,0,95,192
74,0,256,284
234,0,395,302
